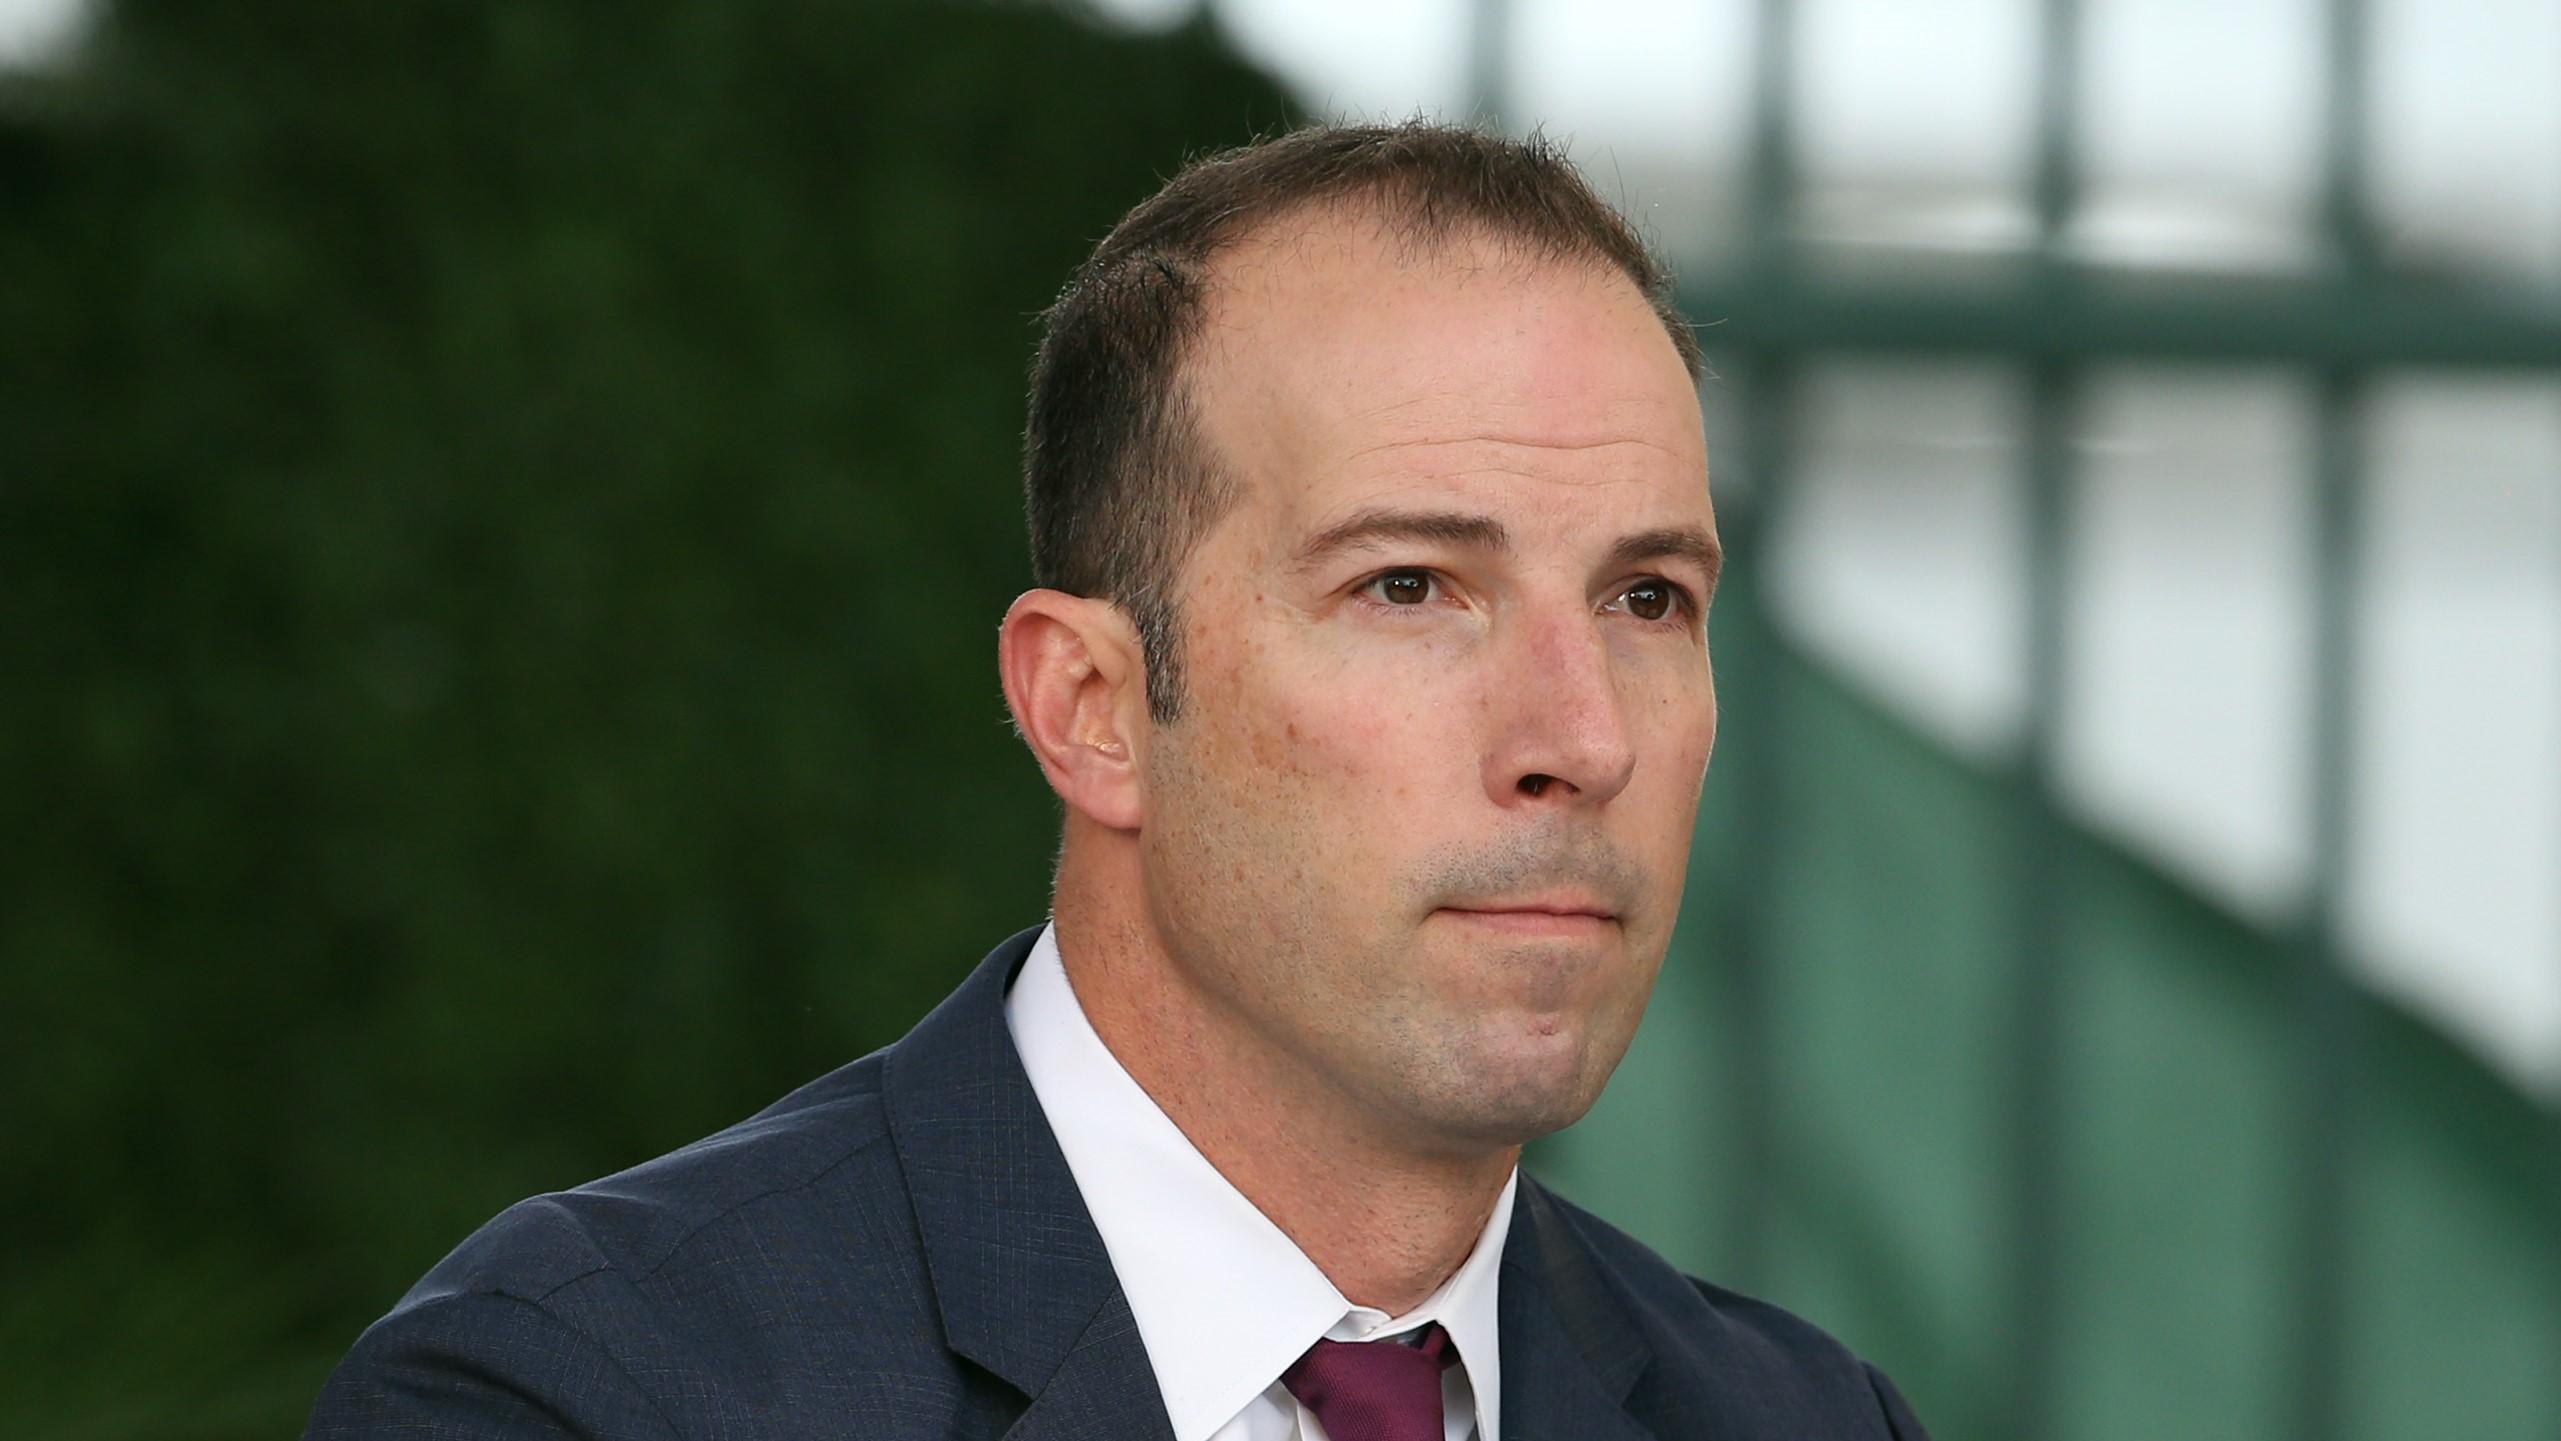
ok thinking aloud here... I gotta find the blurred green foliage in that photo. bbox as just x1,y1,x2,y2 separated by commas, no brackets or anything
0,3,1292,1434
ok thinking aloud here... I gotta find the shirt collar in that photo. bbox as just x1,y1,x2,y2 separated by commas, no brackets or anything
1005,923,1513,1441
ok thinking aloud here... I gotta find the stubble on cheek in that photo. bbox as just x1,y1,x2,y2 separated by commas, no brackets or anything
1146,663,1329,980
1145,618,1446,1074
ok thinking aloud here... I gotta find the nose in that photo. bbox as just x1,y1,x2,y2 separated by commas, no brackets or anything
1482,608,1637,808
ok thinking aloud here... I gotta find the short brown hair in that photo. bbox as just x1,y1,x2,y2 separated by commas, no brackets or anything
1022,122,1702,722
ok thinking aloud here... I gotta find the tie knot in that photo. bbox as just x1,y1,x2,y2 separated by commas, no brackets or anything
1281,1323,1455,1441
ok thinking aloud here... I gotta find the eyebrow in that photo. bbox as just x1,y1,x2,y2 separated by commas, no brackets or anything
1291,507,1510,572
1607,526,1724,596
1291,506,1724,595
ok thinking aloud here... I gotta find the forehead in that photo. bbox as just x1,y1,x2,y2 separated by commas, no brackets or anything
1185,210,1708,549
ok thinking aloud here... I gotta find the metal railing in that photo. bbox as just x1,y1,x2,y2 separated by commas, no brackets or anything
1465,1,2561,1437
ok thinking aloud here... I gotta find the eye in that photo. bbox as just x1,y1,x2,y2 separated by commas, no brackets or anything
1610,578,1690,624
1363,569,1440,607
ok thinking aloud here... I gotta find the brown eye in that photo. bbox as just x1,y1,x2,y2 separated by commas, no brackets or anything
1623,580,1674,621
1376,571,1433,605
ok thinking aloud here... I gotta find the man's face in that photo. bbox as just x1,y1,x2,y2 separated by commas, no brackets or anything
1134,214,1719,1155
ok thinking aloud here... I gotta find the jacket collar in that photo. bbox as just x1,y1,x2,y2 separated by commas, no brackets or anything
881,925,1655,1441
881,926,1163,1429
1498,1182,1656,1441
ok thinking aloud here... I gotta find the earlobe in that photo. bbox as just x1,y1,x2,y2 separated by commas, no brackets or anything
997,590,1147,831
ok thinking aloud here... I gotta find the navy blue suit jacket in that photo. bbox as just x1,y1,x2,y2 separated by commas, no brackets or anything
308,927,1930,1439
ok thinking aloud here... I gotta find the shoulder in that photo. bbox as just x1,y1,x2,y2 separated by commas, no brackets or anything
1520,1179,1931,1440
407,1049,904,1309
308,1051,984,1437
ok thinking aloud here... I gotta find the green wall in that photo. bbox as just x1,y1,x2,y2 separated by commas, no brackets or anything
1,5,1292,1436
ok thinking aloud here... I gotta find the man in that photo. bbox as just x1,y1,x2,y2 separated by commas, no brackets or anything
307,123,1930,1440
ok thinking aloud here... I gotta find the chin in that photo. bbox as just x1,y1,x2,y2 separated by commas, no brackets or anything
1411,1026,1615,1146
1425,1088,1606,1151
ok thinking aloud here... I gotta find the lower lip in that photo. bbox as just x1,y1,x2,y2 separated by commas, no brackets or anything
1437,909,1617,937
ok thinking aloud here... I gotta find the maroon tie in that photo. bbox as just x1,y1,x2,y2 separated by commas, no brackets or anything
1280,1323,1456,1441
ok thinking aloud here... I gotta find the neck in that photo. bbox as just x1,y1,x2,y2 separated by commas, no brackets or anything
1051,847,1516,1315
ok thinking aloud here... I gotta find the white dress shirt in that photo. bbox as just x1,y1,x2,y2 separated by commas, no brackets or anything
1005,924,1515,1441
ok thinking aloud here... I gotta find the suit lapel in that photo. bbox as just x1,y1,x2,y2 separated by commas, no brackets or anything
996,1286,1174,1441
882,927,1175,1441
1499,1183,1656,1441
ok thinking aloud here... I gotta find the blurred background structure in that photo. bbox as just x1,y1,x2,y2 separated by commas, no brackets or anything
3,1,2555,1438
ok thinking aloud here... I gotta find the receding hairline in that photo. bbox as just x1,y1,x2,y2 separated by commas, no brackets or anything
1169,199,1702,500
1175,182,1695,365
1212,190,1627,295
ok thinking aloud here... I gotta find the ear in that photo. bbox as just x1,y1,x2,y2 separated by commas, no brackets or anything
997,589,1149,832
